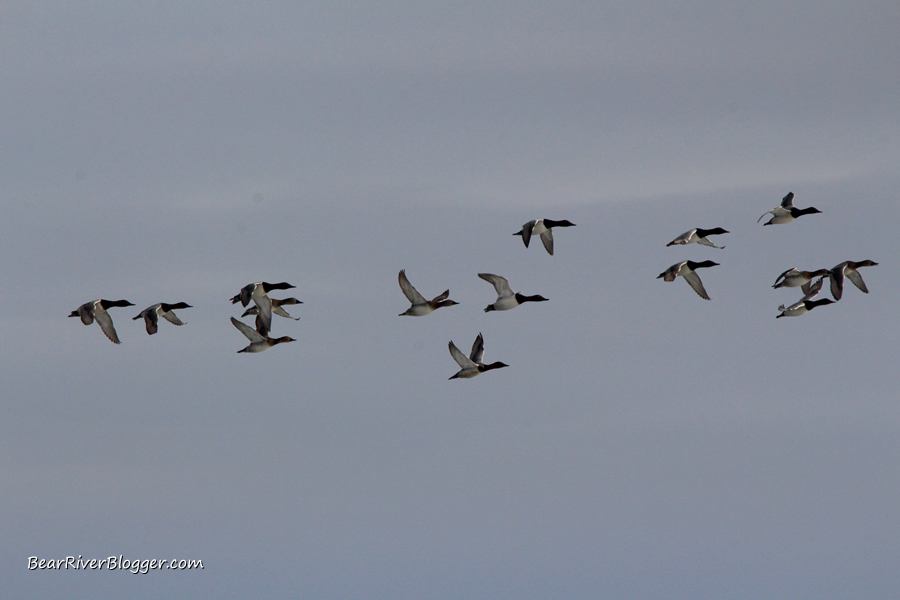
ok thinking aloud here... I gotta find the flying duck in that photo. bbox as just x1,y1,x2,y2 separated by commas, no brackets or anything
777,277,834,317
828,260,878,300
478,273,548,312
513,219,576,255
133,302,192,335
777,297,835,318
758,192,822,225
666,227,729,249
448,332,509,379
69,299,135,344
657,260,719,300
230,281,295,337
397,269,458,316
772,268,830,295
230,317,296,353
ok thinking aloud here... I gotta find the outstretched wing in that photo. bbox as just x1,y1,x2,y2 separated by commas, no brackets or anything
449,340,476,369
682,270,711,300
829,264,846,301
231,317,264,343
519,221,535,248
539,229,554,255
161,310,185,326
94,308,122,344
469,333,485,364
696,236,723,249
478,273,513,298
398,269,427,304
845,268,870,294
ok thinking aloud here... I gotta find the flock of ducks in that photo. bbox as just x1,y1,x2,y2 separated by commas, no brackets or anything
69,199,878,373
69,300,191,345
68,283,302,352
67,217,577,377
655,192,878,318
399,218,573,378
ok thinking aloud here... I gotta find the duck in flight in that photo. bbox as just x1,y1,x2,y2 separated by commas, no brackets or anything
828,260,878,301
666,227,729,249
777,276,833,317
772,268,830,295
758,192,822,225
448,332,509,379
513,219,576,255
230,317,296,353
397,269,458,316
478,273,548,312
657,260,719,300
133,302,192,335
69,299,135,344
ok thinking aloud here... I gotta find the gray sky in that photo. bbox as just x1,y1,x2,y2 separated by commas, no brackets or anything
3,2,899,598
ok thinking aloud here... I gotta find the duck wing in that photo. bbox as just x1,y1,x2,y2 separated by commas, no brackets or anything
161,310,185,326
829,264,846,300
78,303,95,325
143,307,160,335
801,276,824,301
800,279,814,295
539,229,554,255
845,268,870,293
518,220,535,248
773,267,795,288
272,305,300,320
398,270,427,304
696,236,724,249
251,292,273,337
682,270,711,300
432,289,450,303
235,283,256,306
469,333,485,364
478,273,513,298
231,317,264,343
449,340,476,369
660,262,681,282
94,307,122,344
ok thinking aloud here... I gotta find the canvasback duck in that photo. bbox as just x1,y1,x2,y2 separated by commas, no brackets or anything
777,297,834,318
230,281,295,337
772,268,830,295
69,299,134,344
657,260,719,300
230,317,295,353
133,302,192,335
757,191,796,223
777,277,833,317
448,332,509,379
478,273,548,312
828,260,878,300
513,219,576,255
242,297,302,330
666,227,729,249
397,269,458,316
758,192,821,225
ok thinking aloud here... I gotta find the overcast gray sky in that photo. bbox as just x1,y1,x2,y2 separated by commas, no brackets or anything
3,2,899,598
